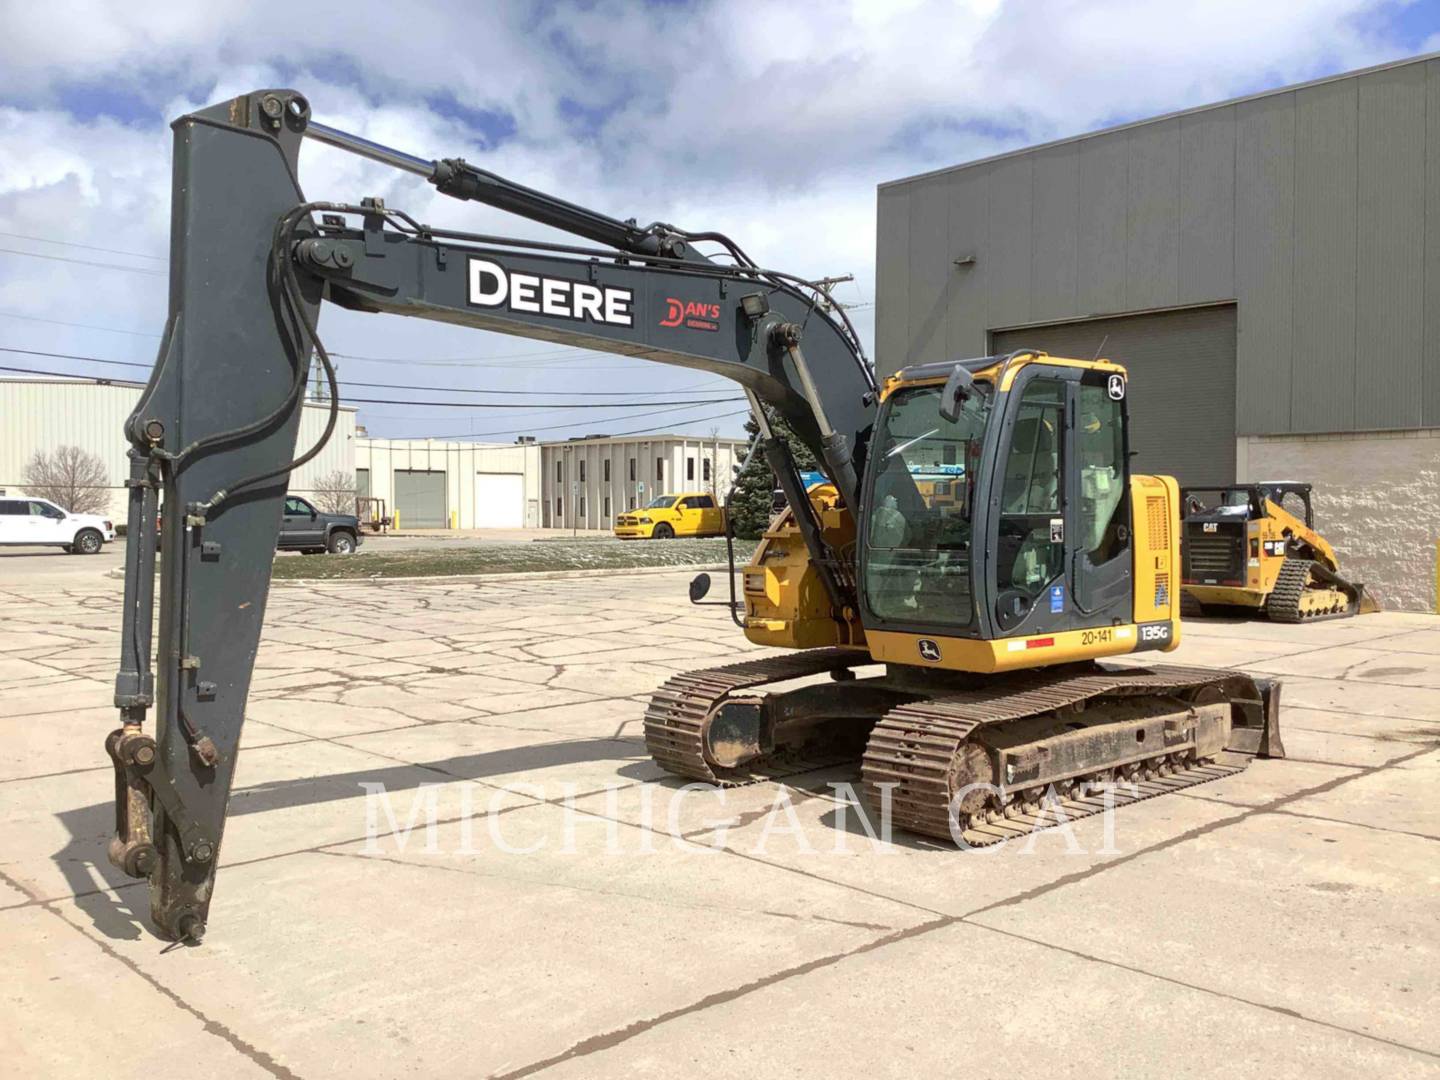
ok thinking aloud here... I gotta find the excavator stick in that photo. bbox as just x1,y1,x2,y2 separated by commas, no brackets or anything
107,90,321,942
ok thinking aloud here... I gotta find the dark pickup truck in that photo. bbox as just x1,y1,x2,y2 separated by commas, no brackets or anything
280,495,363,554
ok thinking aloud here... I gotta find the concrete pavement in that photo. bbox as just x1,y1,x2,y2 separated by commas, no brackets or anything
1,562,1437,1078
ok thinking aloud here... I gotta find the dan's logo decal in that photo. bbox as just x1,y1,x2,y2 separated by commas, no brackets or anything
660,298,721,332
918,639,942,662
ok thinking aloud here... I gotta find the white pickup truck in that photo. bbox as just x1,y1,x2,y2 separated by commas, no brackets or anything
0,496,116,554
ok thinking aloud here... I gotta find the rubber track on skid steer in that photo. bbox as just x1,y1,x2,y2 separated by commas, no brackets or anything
1265,557,1357,623
861,663,1251,845
644,648,864,785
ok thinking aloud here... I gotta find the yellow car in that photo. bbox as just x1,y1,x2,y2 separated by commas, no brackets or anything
614,492,725,539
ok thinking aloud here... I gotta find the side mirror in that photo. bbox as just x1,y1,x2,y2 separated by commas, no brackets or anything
689,573,712,603
939,364,976,424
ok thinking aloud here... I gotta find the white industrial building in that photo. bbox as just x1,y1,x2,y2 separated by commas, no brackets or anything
539,434,746,530
3,378,747,532
0,378,357,520
354,438,543,529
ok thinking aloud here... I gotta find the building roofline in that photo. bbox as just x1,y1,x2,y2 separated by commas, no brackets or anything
539,432,750,447
879,49,1440,191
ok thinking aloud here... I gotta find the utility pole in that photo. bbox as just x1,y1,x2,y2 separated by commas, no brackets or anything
809,273,854,313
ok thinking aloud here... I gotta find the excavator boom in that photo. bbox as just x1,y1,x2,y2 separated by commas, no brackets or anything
107,89,874,941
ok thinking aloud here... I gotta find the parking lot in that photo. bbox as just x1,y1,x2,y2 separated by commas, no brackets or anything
2,551,1438,1078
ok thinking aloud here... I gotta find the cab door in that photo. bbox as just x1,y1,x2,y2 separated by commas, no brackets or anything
0,499,27,542
28,500,68,543
990,373,1069,635
690,494,721,534
671,498,697,537
281,496,323,548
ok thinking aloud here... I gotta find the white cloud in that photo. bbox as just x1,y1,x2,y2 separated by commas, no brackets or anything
0,0,1426,439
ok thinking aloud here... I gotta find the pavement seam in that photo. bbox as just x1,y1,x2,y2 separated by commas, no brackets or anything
312,848,900,933
960,743,1435,922
486,914,957,1080
0,865,303,1080
960,920,1440,1062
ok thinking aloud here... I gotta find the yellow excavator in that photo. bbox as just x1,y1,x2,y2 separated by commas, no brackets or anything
105,89,1283,942
1180,483,1375,621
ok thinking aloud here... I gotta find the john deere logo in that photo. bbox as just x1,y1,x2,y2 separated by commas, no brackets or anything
1107,374,1126,401
918,639,942,662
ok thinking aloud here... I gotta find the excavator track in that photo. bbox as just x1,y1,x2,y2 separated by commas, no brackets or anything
1266,557,1359,623
643,648,866,785
861,663,1258,846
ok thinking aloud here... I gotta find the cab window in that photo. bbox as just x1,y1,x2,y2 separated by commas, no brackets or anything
690,495,715,509
1077,381,1127,563
863,382,990,624
29,501,64,519
997,378,1064,600
285,497,312,515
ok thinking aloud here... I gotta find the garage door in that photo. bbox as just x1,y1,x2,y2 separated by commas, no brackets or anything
993,305,1236,486
394,469,446,528
474,473,524,528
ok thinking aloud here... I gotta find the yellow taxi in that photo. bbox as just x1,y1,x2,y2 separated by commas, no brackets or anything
614,492,725,539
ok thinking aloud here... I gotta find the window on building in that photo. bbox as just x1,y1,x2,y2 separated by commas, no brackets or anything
703,459,711,482
555,461,564,483
356,468,371,499
555,497,563,520
656,458,664,483
579,460,586,482
628,458,636,482
603,459,611,482
579,495,586,518
628,496,636,510
603,496,611,518
686,457,695,481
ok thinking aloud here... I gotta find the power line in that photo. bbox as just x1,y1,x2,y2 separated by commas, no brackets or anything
0,364,743,414
423,403,751,441
0,310,162,338
0,231,165,261
0,247,166,276
0,345,731,401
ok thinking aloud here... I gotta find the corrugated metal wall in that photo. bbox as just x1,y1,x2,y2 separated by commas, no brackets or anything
993,306,1237,485
876,55,1440,437
0,380,356,518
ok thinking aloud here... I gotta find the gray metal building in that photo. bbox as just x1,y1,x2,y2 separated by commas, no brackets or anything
876,53,1440,611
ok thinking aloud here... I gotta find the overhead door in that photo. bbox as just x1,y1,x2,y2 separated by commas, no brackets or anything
394,469,446,528
474,473,525,528
992,305,1236,486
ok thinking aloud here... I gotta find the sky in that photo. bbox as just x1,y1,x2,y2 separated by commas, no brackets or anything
1,0,1438,444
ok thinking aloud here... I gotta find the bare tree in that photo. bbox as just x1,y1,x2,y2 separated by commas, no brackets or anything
22,446,111,515
310,470,357,515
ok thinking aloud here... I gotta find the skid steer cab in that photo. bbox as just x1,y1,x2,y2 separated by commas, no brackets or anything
1180,482,1374,622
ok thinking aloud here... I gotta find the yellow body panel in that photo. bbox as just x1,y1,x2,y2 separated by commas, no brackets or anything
1130,473,1182,625
866,623,1150,673
741,483,865,649
614,492,725,539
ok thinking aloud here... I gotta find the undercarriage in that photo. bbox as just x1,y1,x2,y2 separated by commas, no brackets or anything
644,651,1283,846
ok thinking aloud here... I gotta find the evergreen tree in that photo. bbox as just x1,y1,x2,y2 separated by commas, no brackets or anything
725,409,820,540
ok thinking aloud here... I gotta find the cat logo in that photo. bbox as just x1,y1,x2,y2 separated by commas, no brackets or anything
917,639,942,662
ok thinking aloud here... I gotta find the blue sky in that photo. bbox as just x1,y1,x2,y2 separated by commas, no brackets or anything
1,0,1438,443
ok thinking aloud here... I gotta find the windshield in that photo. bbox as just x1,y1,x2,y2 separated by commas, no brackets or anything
646,496,677,509
863,383,991,626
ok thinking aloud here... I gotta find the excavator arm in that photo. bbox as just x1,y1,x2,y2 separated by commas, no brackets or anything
107,88,875,941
